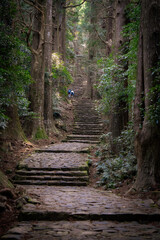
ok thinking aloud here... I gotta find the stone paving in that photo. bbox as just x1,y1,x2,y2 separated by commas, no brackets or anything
21,186,160,217
39,142,92,152
2,103,160,239
2,221,160,240
18,152,88,169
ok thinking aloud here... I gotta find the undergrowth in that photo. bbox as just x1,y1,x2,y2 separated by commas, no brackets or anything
95,125,137,189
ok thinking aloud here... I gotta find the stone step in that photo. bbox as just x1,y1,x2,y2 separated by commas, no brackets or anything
67,134,100,141
15,170,88,176
74,110,97,114
72,130,103,135
3,220,160,239
14,180,88,186
14,175,89,182
17,185,160,223
73,127,103,131
74,110,96,113
64,140,99,144
75,122,103,126
74,126,103,131
18,166,89,171
35,149,89,153
75,117,101,121
19,211,160,222
74,120,102,124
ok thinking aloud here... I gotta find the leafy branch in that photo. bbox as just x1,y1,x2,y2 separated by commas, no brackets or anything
64,0,87,9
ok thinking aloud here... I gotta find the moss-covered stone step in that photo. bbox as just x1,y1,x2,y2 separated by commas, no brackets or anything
15,170,88,176
64,140,99,144
72,129,103,135
67,134,101,141
17,166,89,171
14,180,88,186
14,175,89,182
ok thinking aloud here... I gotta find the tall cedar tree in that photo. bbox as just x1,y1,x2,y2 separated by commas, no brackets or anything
110,0,129,151
44,0,53,135
29,0,46,138
134,0,160,190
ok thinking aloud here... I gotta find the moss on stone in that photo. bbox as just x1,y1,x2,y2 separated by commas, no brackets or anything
34,128,48,140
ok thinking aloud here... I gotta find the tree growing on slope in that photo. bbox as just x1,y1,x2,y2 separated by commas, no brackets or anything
133,0,160,191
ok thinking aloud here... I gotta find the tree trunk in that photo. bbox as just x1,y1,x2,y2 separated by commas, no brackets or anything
44,0,54,136
110,0,129,145
3,103,26,141
133,0,160,191
61,0,66,61
53,0,66,60
106,1,114,56
29,0,46,139
84,1,97,99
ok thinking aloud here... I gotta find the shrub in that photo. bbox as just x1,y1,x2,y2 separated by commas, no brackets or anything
96,124,137,189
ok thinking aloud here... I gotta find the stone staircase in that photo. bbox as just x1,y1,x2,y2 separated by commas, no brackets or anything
13,144,91,187
66,98,103,144
13,169,89,186
2,72,160,240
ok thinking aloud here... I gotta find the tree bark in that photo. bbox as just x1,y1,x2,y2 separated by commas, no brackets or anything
106,1,114,56
3,103,26,141
110,0,129,146
53,0,66,60
29,0,46,138
44,0,53,136
84,1,97,99
133,0,160,191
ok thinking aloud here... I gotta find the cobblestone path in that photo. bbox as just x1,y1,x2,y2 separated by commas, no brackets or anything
1,141,160,240
1,99,160,239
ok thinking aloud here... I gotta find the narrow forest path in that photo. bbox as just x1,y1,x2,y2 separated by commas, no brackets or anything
1,80,160,239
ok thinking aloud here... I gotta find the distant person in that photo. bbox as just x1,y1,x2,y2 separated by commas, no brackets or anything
68,89,71,98
71,90,74,97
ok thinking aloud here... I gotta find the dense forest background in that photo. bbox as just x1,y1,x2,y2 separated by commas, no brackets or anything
0,0,160,192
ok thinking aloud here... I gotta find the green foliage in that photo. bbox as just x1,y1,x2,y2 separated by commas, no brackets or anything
17,94,34,118
52,53,73,97
147,62,160,125
96,54,129,114
66,0,85,61
96,0,140,116
0,21,31,129
96,124,137,189
123,0,140,88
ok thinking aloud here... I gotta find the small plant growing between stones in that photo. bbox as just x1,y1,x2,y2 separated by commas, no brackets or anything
96,124,137,189
86,155,92,167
